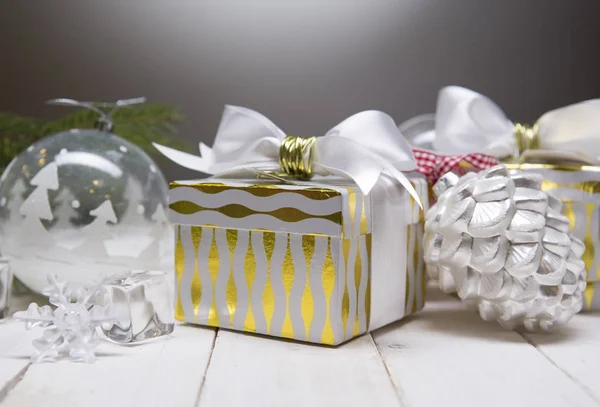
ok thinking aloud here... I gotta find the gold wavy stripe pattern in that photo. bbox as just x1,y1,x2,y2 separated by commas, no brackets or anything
170,201,342,224
174,225,372,344
174,226,185,321
170,182,341,200
191,227,203,322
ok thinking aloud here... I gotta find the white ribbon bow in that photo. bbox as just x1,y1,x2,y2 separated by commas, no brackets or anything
400,86,600,164
154,105,422,207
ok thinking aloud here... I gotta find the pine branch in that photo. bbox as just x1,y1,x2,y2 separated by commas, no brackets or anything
0,104,188,172
0,113,46,171
0,112,45,136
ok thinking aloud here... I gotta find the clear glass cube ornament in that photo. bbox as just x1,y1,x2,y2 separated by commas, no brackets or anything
0,258,11,319
100,270,174,343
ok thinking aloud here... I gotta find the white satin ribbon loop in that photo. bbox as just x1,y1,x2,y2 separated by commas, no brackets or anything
154,105,422,207
398,113,436,151
536,100,600,162
400,86,600,164
433,86,515,157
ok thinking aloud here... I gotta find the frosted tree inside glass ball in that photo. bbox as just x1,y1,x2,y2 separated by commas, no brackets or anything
0,98,173,293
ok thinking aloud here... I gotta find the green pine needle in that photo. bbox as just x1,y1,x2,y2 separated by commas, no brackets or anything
0,104,188,172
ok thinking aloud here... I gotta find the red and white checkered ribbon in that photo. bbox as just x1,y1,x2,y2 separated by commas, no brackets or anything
412,147,499,185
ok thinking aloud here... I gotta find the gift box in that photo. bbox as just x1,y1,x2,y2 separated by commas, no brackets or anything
505,162,600,311
168,174,428,345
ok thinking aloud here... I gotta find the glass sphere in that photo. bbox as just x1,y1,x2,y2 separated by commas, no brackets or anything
0,129,173,293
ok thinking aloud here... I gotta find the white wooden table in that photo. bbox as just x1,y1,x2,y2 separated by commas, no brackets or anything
1,285,598,407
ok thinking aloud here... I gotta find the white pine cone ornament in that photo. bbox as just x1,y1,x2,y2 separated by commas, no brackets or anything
423,165,587,331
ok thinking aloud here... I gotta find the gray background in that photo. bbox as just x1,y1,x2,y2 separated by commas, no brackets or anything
1,1,599,181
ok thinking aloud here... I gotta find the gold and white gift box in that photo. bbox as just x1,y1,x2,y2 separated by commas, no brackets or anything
155,105,431,343
168,174,428,345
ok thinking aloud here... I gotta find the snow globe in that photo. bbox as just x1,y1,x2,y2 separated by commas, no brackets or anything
0,98,172,293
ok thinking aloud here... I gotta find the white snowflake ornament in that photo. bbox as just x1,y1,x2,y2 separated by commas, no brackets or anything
14,274,119,363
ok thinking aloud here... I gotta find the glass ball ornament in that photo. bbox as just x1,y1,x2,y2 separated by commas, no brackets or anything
0,99,173,294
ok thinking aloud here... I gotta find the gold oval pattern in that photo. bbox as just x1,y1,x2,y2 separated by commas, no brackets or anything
347,188,356,237
352,237,362,336
584,282,595,310
262,232,276,334
191,227,203,322
174,226,185,321
226,229,238,328
365,234,372,331
584,204,596,279
244,232,256,332
321,238,336,345
360,197,367,235
563,202,576,235
301,235,315,340
281,234,295,339
207,229,220,327
342,239,351,339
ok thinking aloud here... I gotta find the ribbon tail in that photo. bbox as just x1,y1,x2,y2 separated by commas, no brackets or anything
199,142,213,160
385,165,423,210
152,143,214,173
314,163,381,196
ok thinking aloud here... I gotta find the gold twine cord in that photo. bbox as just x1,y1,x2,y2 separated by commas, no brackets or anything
278,136,317,179
514,122,540,155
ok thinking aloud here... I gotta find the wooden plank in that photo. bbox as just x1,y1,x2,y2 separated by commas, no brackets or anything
0,321,36,402
372,286,599,407
521,311,600,404
198,329,402,407
1,323,217,407
0,292,47,401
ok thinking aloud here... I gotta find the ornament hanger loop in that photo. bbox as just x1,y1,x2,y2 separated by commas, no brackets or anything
46,97,147,132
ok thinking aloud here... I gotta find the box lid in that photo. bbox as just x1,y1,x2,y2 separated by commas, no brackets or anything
168,177,373,238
